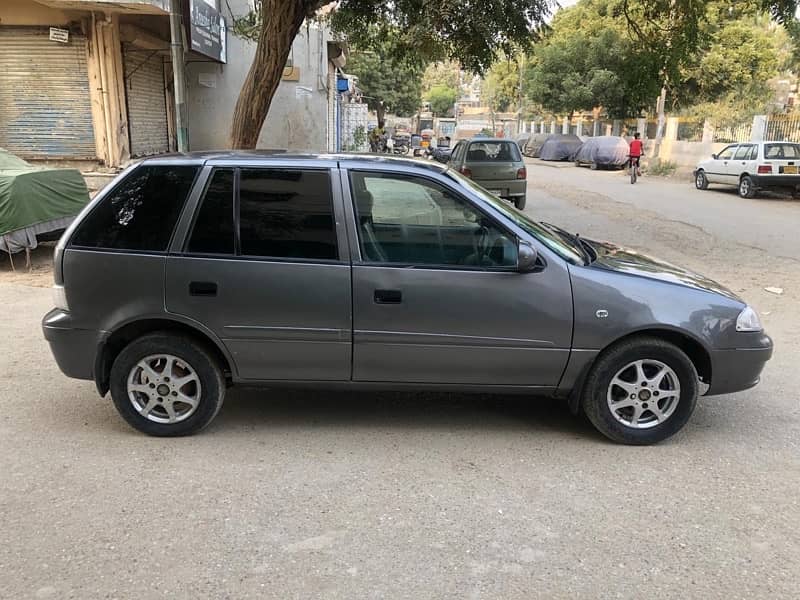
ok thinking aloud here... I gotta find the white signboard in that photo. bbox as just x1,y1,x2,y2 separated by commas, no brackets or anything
49,27,69,44
295,85,313,99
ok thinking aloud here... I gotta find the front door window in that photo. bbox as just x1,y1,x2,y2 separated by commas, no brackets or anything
349,171,517,268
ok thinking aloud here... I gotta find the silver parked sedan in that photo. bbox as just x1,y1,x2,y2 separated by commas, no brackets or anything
43,154,772,444
448,138,528,209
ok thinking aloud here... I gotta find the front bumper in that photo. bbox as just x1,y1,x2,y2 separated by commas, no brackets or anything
750,175,800,189
707,333,773,396
42,308,99,381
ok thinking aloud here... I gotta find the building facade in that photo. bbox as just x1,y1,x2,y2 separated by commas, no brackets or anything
0,0,340,167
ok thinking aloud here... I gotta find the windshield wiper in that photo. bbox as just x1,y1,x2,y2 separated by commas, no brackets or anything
541,222,591,264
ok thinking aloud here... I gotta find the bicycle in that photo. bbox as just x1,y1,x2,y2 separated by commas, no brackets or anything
629,155,641,184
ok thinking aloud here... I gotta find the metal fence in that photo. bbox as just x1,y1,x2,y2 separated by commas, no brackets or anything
713,122,752,143
677,119,704,142
765,114,800,142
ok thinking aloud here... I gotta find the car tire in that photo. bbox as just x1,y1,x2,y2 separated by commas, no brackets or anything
695,170,709,190
514,196,527,210
581,336,699,445
739,175,757,198
110,333,226,437
590,163,598,170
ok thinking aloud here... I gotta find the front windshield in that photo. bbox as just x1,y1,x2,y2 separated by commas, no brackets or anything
446,169,586,264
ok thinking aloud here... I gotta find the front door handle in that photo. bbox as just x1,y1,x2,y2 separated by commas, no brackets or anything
374,289,402,304
189,281,217,297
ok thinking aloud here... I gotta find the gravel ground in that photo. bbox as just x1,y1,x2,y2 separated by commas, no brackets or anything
1,169,798,599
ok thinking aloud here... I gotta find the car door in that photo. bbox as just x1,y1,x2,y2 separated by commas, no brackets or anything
707,144,736,184
448,141,465,171
166,164,352,381
343,167,573,386
732,144,755,180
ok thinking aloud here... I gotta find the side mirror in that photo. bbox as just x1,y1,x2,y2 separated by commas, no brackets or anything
517,241,539,272
711,154,718,160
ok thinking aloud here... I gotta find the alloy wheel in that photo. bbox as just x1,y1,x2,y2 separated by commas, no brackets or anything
126,354,202,424
606,359,680,429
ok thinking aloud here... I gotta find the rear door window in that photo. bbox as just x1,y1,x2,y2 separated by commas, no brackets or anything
734,145,753,160
71,165,198,252
467,142,521,162
239,169,338,260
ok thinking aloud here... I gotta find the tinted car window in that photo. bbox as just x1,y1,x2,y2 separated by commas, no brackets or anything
239,169,337,260
351,171,517,268
71,165,198,251
466,142,521,162
764,143,800,159
187,169,235,255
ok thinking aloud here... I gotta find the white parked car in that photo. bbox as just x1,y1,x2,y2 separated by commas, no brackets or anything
694,141,800,198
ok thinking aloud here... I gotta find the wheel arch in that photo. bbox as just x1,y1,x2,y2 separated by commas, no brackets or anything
567,327,712,414
95,317,235,396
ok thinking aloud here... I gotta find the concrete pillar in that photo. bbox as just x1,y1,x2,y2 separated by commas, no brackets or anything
592,120,600,137
637,118,647,138
611,119,622,136
702,119,715,144
550,119,557,134
605,124,612,136
576,118,583,137
562,116,569,134
751,115,767,142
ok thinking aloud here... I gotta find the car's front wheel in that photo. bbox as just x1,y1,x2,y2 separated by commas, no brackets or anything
695,170,709,190
581,337,699,445
739,175,757,198
110,333,226,436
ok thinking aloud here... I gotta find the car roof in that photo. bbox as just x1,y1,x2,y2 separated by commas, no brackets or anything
137,151,450,174
464,138,518,144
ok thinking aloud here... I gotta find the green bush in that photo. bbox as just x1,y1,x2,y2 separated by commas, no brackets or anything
647,160,677,177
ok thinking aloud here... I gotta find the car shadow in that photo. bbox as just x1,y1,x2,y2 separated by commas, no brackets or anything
208,387,603,441
708,186,799,202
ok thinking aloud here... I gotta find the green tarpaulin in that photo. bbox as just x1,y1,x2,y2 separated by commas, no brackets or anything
0,148,89,238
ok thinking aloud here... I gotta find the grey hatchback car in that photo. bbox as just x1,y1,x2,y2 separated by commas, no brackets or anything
43,153,772,444
448,138,527,209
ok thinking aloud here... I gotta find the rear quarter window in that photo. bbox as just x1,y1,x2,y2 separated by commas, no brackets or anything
764,143,800,159
70,165,198,252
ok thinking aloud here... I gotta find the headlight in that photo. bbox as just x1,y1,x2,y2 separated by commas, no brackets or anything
52,285,69,311
736,305,762,332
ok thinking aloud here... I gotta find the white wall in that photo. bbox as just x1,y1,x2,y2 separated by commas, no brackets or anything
186,1,330,151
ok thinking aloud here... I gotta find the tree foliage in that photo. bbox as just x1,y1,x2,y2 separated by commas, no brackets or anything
426,84,459,116
346,35,425,127
421,61,462,96
483,58,521,113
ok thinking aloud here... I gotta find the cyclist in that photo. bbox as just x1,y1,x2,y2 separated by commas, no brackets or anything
629,132,644,176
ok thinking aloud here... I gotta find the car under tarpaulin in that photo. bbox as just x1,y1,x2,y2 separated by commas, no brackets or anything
0,149,90,261
539,134,584,161
573,136,630,168
522,133,551,157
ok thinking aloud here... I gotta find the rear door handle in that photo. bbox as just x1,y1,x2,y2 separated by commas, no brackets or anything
189,281,217,297
374,289,402,304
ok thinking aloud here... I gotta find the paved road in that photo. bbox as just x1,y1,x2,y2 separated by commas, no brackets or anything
1,171,799,599
527,159,800,261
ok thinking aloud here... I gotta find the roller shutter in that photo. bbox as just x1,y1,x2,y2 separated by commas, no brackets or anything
0,27,96,159
123,47,169,156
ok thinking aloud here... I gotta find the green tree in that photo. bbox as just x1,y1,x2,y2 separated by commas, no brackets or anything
421,61,462,97
426,84,459,116
483,58,521,113
228,0,558,148
523,2,662,117
346,36,425,128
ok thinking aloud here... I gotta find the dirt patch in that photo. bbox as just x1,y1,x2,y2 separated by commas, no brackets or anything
0,243,56,288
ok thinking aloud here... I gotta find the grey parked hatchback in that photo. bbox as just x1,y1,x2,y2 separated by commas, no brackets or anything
448,138,527,209
43,153,772,444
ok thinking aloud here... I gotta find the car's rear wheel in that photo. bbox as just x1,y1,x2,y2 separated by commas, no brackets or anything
513,196,527,210
695,170,709,190
739,175,757,198
581,337,698,445
110,333,225,436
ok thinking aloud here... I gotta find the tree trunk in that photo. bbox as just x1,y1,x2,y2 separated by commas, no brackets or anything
376,104,386,129
229,0,307,149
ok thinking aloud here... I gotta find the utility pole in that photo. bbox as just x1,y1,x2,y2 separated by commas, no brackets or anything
169,0,188,152
517,54,524,134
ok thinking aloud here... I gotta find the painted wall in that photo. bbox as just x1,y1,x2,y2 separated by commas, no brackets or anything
186,2,330,152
